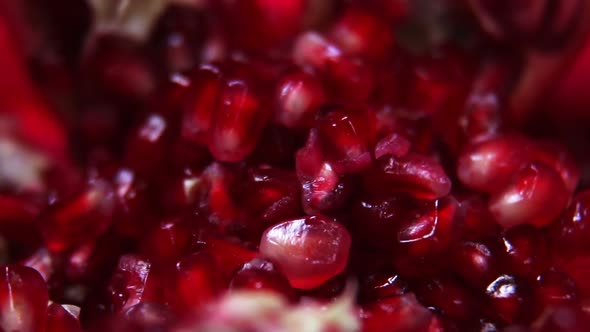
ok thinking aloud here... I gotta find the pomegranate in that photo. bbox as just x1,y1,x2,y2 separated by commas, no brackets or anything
0,1,589,331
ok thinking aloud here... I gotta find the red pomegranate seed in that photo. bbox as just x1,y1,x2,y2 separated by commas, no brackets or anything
158,167,204,215
450,241,499,288
535,269,578,307
181,65,222,146
414,277,476,321
0,265,49,332
201,236,258,278
350,194,409,250
293,31,374,102
21,247,56,282
360,293,434,332
485,274,533,324
328,7,394,59
501,225,549,279
554,254,590,298
170,252,222,315
39,177,115,252
374,132,411,160
259,215,351,289
533,304,590,332
208,65,271,162
273,68,325,129
110,168,157,238
150,5,208,73
457,134,530,193
140,217,192,265
64,234,123,284
46,303,82,332
397,196,459,257
125,113,171,177
529,141,580,193
213,0,305,51
120,302,175,332
459,61,508,143
107,255,152,313
0,194,43,247
236,167,302,240
315,105,377,174
364,153,452,200
229,258,295,299
295,130,356,213
0,19,68,162
553,190,590,252
82,36,156,100
456,195,500,240
200,162,242,231
489,163,569,228
405,49,471,116
358,271,408,303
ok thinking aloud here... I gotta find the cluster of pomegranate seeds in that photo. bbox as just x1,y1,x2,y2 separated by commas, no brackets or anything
3,0,590,331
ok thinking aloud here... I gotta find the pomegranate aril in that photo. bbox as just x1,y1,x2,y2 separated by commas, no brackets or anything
501,225,550,279
484,274,533,324
125,113,171,177
533,304,590,332
208,64,271,162
396,196,459,257
200,162,242,231
39,177,115,252
181,65,222,146
489,163,569,228
535,269,578,307
212,0,305,51
459,61,508,143
158,167,204,215
528,141,580,193
170,252,222,316
360,293,434,332
46,303,82,332
358,271,408,303
553,190,590,252
328,7,394,59
107,255,152,313
0,265,49,332
200,236,258,278
259,215,351,289
450,241,499,288
82,36,155,100
273,68,325,129
293,31,374,102
110,168,157,238
414,277,476,321
121,302,175,331
457,134,533,193
469,0,584,50
364,153,452,200
315,104,377,174
229,258,295,299
295,130,356,214
140,217,191,265
64,235,122,285
350,194,408,249
150,4,207,73
0,194,43,248
374,132,411,160
247,126,305,167
457,195,500,240
405,48,471,117
236,167,301,240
